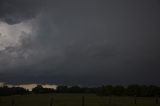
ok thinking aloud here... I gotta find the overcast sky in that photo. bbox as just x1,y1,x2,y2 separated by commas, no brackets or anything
0,0,160,86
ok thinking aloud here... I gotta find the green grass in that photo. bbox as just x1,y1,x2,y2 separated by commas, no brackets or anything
0,94,160,106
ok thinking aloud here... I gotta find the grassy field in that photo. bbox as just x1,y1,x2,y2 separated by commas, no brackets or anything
0,94,160,106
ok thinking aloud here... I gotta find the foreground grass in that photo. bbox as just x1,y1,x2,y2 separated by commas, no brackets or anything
0,94,160,106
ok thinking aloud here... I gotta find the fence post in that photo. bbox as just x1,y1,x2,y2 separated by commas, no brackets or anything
134,95,137,104
156,96,159,104
11,98,15,106
82,96,85,106
50,97,54,106
109,95,112,104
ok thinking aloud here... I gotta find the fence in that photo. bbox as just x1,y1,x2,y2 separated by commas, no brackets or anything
0,95,159,106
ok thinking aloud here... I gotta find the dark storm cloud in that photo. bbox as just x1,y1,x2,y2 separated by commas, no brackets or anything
0,0,45,24
0,0,160,86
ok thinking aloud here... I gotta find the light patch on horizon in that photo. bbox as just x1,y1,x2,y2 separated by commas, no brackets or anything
0,82,57,91
18,84,58,91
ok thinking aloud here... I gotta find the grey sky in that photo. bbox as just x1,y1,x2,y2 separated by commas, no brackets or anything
0,0,160,86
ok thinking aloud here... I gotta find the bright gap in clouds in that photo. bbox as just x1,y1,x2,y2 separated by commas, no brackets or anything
0,21,34,51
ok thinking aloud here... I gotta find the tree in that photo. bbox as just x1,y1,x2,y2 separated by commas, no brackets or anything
32,85,55,94
0,86,29,96
113,86,125,96
56,85,68,93
68,86,82,93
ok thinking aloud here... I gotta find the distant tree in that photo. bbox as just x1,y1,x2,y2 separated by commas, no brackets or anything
146,85,160,97
96,85,106,96
82,87,97,93
104,85,114,96
96,85,114,96
113,86,125,96
68,86,82,93
126,85,140,96
55,85,160,97
0,86,29,96
32,85,55,94
56,85,68,93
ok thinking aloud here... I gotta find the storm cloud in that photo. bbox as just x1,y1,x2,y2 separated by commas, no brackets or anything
0,0,44,24
0,0,160,86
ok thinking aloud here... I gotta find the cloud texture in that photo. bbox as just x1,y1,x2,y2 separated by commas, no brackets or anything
0,0,160,86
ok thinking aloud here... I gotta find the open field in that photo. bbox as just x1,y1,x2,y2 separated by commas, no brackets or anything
0,94,160,106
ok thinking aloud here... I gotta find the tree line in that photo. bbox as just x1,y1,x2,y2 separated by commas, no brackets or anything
56,85,160,97
0,85,160,97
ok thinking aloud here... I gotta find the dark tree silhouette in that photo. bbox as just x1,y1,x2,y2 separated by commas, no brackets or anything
32,85,55,94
